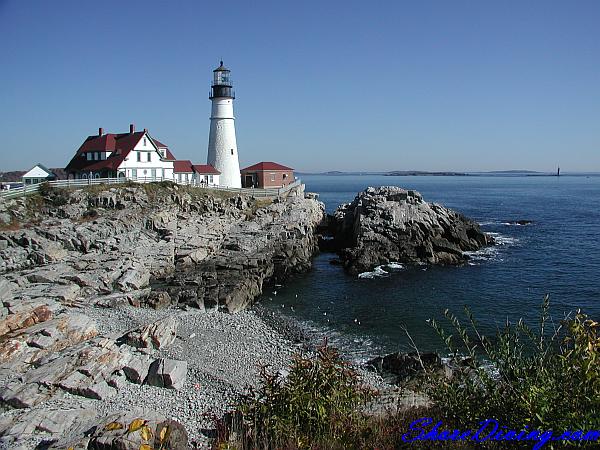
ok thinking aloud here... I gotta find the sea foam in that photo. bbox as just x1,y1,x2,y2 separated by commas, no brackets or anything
358,262,404,279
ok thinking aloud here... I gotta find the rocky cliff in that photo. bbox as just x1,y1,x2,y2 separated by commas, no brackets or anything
0,182,324,448
0,182,324,312
328,186,493,274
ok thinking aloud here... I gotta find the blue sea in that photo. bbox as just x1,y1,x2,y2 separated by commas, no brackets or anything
259,174,600,362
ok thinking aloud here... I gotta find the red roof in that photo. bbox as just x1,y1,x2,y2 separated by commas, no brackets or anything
192,164,220,175
241,161,294,172
150,137,176,160
152,138,168,147
173,160,193,173
65,130,176,173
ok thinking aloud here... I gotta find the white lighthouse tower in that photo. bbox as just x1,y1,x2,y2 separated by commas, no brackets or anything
207,61,241,188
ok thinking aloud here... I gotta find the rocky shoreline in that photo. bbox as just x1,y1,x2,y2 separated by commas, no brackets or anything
0,182,330,448
0,183,496,448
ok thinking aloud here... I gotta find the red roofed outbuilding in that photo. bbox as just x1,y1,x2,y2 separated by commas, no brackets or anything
240,162,294,188
173,161,220,185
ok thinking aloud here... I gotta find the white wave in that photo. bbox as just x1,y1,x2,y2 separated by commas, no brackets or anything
478,220,500,226
297,320,384,364
501,221,533,226
358,265,389,279
358,262,404,279
464,246,502,263
464,231,518,265
487,232,518,246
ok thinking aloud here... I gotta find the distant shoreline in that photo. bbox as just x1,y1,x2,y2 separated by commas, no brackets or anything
296,171,600,177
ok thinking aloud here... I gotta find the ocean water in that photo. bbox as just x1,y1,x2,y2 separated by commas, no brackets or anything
259,174,600,363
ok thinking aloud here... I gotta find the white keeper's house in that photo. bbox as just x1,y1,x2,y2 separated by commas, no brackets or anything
65,124,220,185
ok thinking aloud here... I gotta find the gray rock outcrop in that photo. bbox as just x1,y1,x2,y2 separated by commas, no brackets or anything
329,186,493,274
0,183,323,312
0,182,323,448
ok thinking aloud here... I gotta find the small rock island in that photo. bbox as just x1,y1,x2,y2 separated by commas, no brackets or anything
327,186,494,274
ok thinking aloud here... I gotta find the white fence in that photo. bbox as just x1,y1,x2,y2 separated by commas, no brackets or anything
0,177,302,200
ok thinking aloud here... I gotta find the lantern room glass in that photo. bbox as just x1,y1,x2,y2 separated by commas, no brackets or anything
214,70,231,86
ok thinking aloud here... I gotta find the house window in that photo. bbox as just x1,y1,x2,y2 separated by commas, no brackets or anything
137,152,141,162
270,173,276,182
144,138,147,146
147,152,151,162
151,168,156,179
25,179,31,185
208,175,213,183
87,153,92,161
132,169,137,178
159,149,165,158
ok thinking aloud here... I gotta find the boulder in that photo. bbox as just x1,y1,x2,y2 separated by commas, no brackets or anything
147,358,187,390
119,316,178,349
122,353,154,384
117,263,150,292
53,410,189,450
507,219,533,225
144,290,172,309
366,351,441,383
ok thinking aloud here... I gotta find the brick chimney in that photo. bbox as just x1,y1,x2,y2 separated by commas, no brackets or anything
129,124,135,133
98,127,103,136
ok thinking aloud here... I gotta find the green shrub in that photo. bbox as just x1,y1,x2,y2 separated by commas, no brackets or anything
427,295,600,432
225,344,376,449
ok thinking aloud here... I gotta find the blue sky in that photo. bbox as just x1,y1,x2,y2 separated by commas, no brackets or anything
1,0,599,172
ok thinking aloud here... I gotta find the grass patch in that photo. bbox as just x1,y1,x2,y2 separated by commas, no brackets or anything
81,180,138,196
0,217,21,231
244,198,273,220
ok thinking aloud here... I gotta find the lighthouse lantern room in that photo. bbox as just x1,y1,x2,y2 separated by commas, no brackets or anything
207,61,242,188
